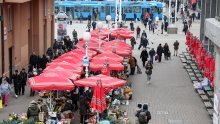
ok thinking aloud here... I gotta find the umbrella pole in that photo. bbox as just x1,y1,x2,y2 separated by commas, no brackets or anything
50,91,52,111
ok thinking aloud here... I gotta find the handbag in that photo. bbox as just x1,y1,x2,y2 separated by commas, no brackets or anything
0,95,2,109
137,65,142,74
155,55,158,61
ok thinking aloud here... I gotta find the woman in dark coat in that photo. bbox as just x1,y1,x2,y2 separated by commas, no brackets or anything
156,44,163,62
163,43,170,60
140,49,149,67
79,95,90,124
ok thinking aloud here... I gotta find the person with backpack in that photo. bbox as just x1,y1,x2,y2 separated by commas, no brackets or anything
136,104,151,124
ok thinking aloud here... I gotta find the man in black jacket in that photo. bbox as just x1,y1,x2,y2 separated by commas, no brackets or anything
19,69,27,95
12,70,21,97
29,52,38,68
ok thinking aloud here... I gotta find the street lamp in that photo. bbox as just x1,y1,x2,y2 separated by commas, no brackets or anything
106,15,111,29
97,21,103,49
83,32,91,78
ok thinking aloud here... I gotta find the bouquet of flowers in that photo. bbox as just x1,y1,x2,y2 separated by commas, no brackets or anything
2,113,28,124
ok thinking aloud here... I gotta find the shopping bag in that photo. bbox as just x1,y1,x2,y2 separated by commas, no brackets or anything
0,96,2,109
155,55,158,61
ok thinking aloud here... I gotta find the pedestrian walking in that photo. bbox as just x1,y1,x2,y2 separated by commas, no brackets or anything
130,21,134,31
71,87,79,111
72,29,78,39
134,12,137,22
130,36,136,50
183,24,188,35
145,61,153,84
138,36,148,50
29,52,38,68
188,18,192,28
192,12,196,22
0,73,10,85
79,95,90,124
88,14,91,23
141,30,147,38
157,44,163,62
129,56,137,75
151,22,155,34
163,43,170,60
164,21,168,32
161,22,164,34
149,48,156,64
140,48,149,67
92,21,97,30
87,22,91,32
173,40,179,56
143,18,148,28
136,26,141,39
0,79,11,106
12,70,21,98
19,68,27,95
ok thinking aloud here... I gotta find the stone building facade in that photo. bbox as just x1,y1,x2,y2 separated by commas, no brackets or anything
0,0,55,77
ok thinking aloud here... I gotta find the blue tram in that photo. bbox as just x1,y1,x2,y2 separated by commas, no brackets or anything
54,1,163,21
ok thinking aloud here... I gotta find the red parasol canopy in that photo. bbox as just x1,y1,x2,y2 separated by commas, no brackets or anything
90,80,107,113
28,72,74,91
45,65,83,74
74,74,126,88
76,38,106,50
102,40,132,50
92,52,124,62
71,49,97,57
110,28,134,39
43,70,80,81
89,59,124,71
90,28,111,37
98,47,131,57
52,59,83,67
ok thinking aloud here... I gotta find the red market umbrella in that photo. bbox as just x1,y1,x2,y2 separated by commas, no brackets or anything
45,65,83,74
102,40,132,50
71,49,97,57
98,47,131,57
74,74,126,88
92,52,124,62
90,80,107,113
43,70,80,81
52,59,83,67
89,59,124,71
28,72,74,91
76,38,106,50
90,28,111,37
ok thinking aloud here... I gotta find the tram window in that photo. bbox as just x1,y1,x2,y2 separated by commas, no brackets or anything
124,7,132,13
84,6,91,12
158,8,162,14
75,6,81,12
111,6,115,13
101,6,105,12
154,7,158,13
133,6,141,13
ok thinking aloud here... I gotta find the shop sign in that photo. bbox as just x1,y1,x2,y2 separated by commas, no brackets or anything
83,56,89,66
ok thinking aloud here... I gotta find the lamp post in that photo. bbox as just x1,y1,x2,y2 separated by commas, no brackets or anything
97,21,103,49
106,15,111,41
115,0,118,29
83,32,91,78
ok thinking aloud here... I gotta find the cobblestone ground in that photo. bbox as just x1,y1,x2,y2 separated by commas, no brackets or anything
0,12,211,124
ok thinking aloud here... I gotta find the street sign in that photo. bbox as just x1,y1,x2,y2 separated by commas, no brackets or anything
83,56,89,66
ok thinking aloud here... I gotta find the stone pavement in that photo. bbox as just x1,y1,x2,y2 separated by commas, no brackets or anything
0,13,209,124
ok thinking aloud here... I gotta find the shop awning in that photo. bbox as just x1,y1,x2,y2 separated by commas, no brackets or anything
5,0,31,3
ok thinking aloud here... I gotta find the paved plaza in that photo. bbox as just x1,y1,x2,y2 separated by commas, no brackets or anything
0,16,212,124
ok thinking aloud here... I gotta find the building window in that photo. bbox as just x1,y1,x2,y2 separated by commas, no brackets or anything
8,7,12,31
